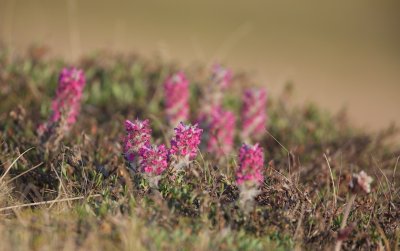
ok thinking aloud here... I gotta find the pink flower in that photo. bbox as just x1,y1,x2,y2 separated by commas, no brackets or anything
164,72,190,125
123,119,152,162
38,67,86,134
170,122,203,160
207,107,236,155
211,64,232,89
198,65,233,120
138,144,168,175
241,88,267,141
349,170,373,194
236,143,264,186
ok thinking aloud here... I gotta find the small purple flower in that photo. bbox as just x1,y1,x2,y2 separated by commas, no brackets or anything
207,107,236,155
241,88,267,141
236,143,264,186
211,64,232,89
38,67,86,135
170,122,203,161
164,72,190,125
138,144,169,175
123,119,152,162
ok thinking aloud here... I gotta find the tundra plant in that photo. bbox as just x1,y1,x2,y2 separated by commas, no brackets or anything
241,88,267,142
123,119,152,169
236,143,265,212
207,107,236,155
334,170,373,251
169,122,203,170
164,72,189,126
349,170,373,194
138,144,169,188
211,64,232,90
198,65,232,120
38,67,86,146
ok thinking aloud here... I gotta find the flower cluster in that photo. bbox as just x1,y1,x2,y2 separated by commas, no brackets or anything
241,88,267,141
211,64,232,89
164,72,190,125
123,119,152,162
38,67,86,135
170,122,203,160
235,143,265,213
198,65,233,120
138,144,169,175
123,120,203,182
236,143,264,186
207,107,236,155
349,170,373,194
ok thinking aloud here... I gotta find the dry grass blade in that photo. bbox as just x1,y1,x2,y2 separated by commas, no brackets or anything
6,162,43,184
0,194,101,213
49,160,71,208
393,156,399,186
264,129,289,154
294,204,305,251
324,153,337,208
374,218,391,251
0,147,34,183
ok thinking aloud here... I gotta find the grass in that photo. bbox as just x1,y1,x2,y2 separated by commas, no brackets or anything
0,45,399,250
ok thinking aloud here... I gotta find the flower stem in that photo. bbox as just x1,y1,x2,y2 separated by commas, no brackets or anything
334,193,356,251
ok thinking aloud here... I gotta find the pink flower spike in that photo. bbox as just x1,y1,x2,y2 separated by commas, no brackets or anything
170,122,203,161
241,88,267,141
123,119,152,162
211,64,232,89
236,143,265,186
38,67,86,135
164,72,190,125
139,144,168,176
207,107,236,155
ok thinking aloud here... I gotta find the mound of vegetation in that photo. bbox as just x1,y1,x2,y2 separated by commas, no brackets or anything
0,46,399,250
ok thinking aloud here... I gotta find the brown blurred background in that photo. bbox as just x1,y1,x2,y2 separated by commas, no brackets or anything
1,0,399,132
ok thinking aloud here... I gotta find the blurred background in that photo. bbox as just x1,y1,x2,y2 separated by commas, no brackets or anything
0,0,399,131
